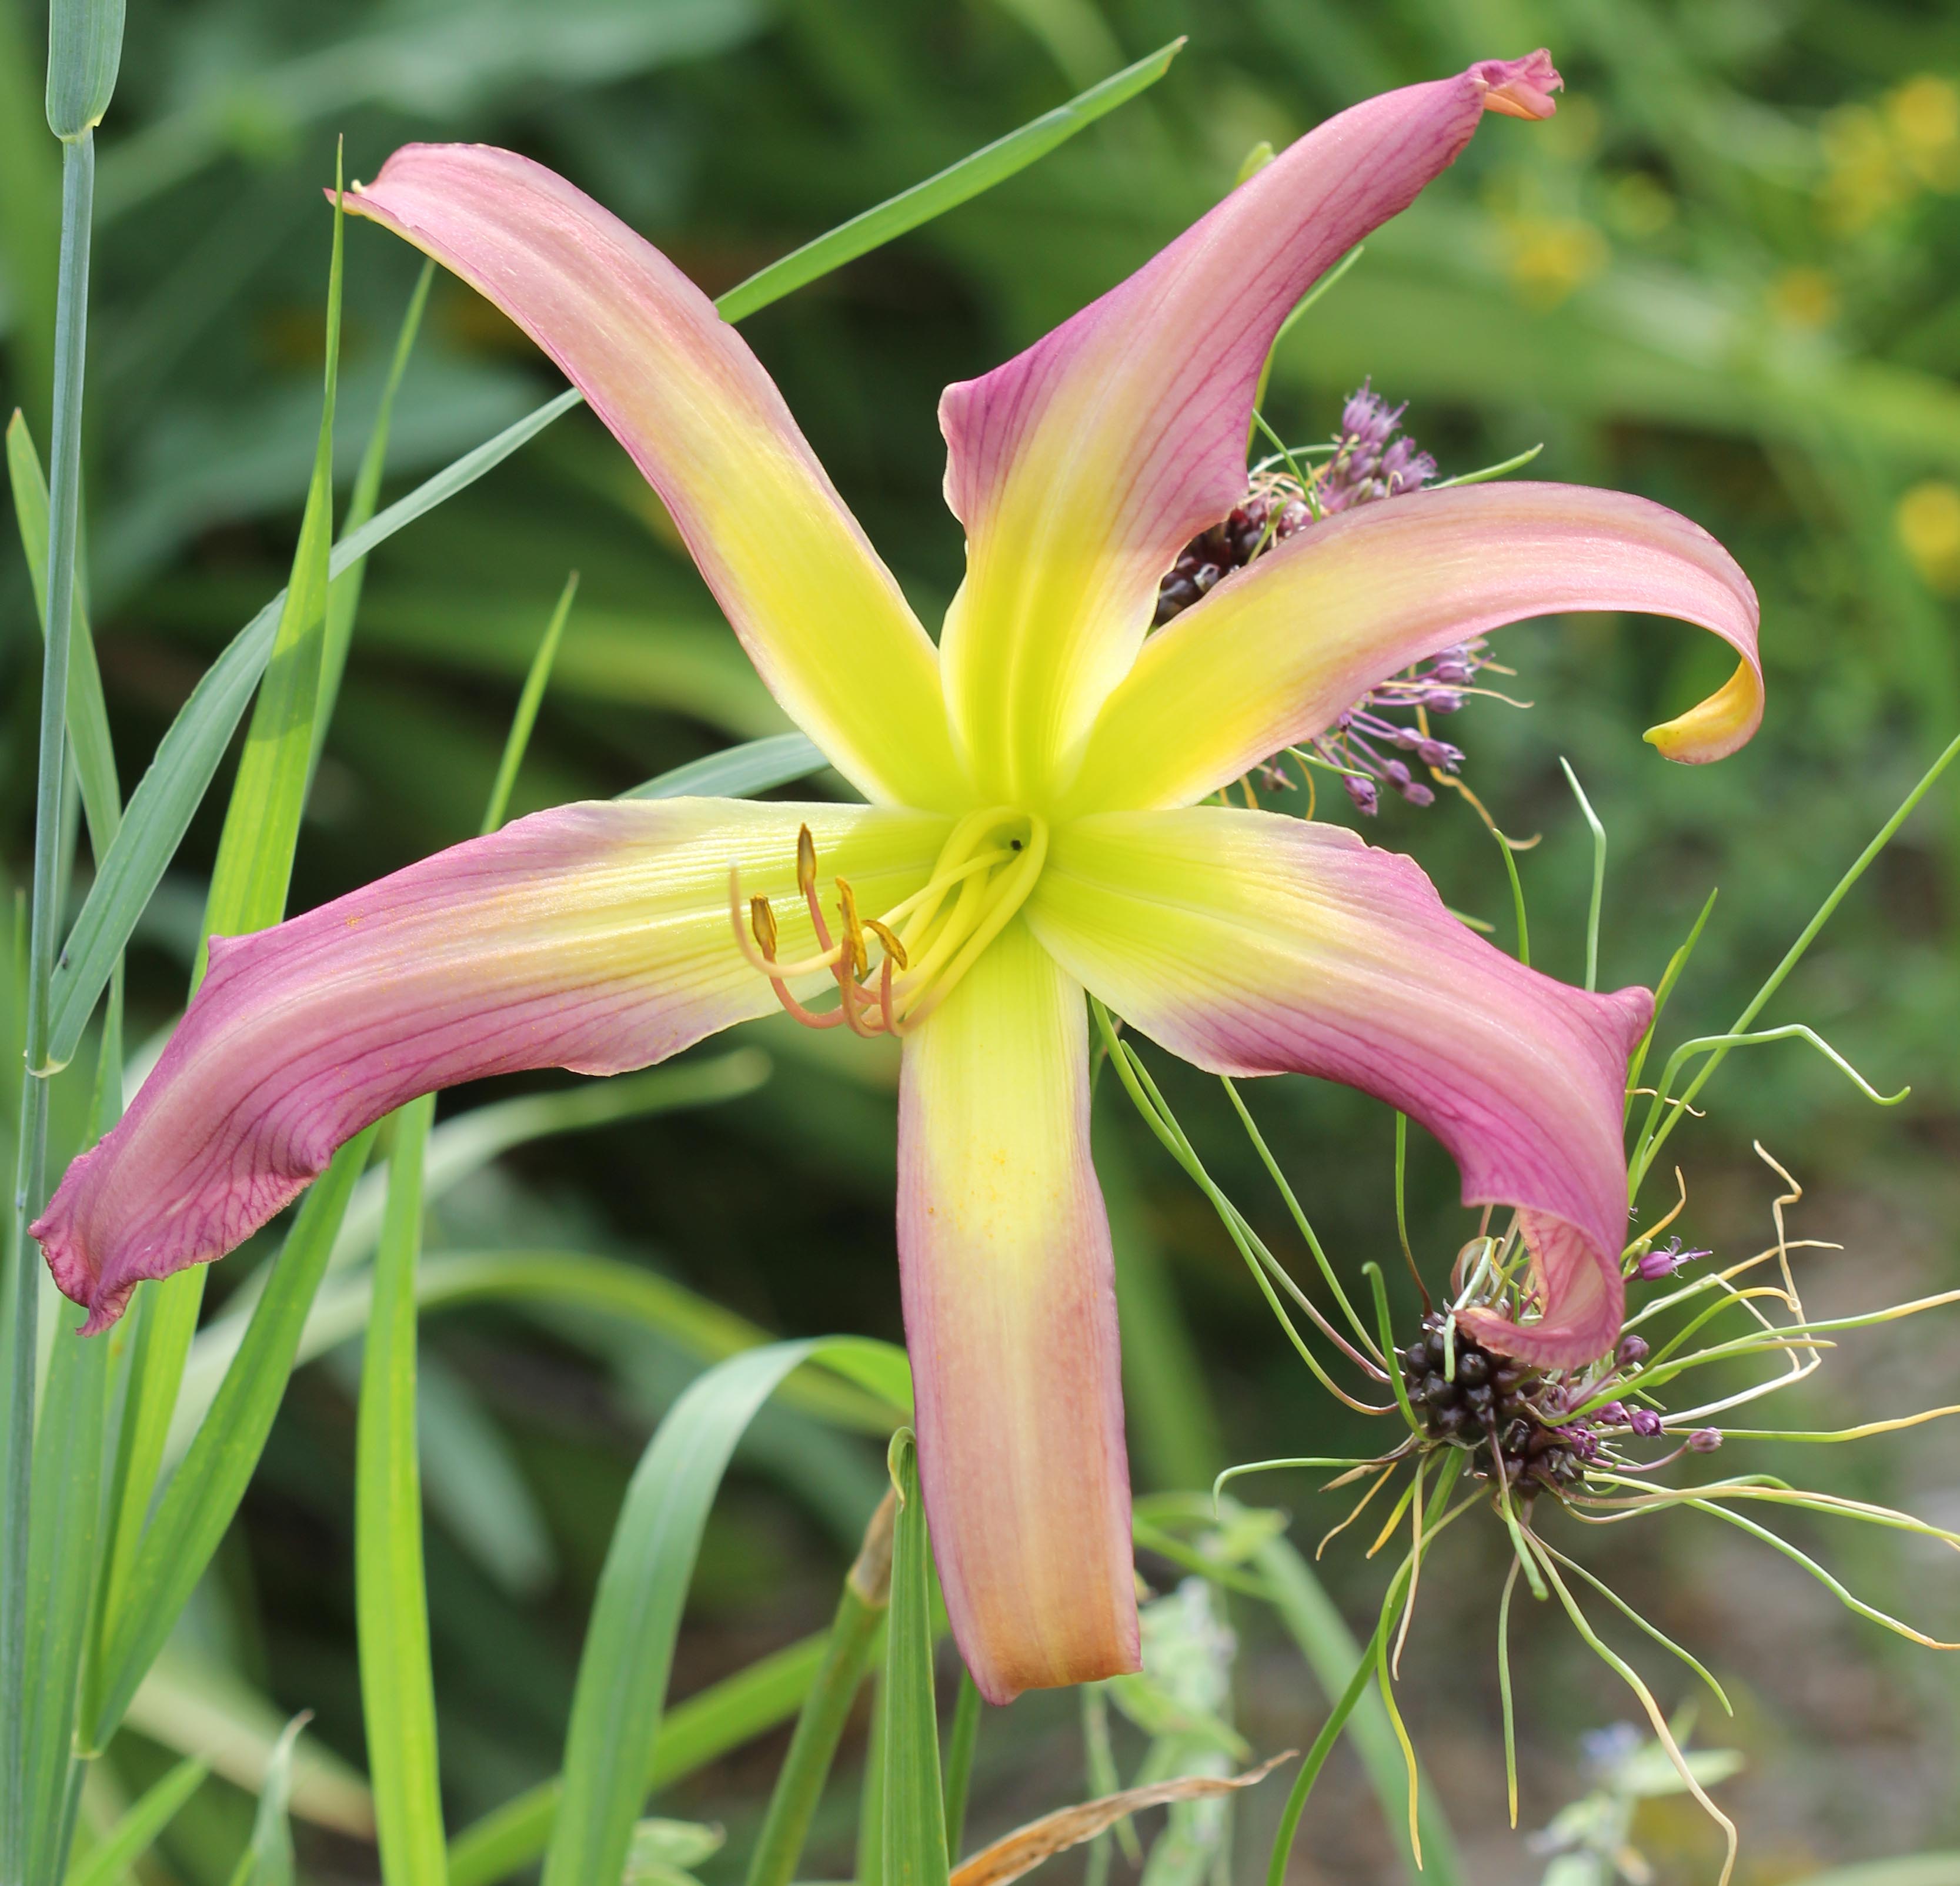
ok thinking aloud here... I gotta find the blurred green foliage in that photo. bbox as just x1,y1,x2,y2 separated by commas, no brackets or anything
6,0,1960,1880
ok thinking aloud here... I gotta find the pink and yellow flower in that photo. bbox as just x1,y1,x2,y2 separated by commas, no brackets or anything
34,52,1760,1705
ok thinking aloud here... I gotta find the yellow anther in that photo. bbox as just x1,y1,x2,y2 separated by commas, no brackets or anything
796,824,817,899
836,877,869,979
864,918,908,971
750,894,779,959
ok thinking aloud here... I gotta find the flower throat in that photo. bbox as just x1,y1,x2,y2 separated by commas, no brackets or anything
732,808,1047,1037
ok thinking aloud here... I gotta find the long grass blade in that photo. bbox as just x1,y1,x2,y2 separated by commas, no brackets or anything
6,413,118,852
355,1094,446,1885
88,1129,378,1745
448,1631,833,1886
713,41,1182,323
621,731,828,802
4,121,97,1886
225,1713,306,1886
64,1757,208,1886
746,1494,896,1886
44,385,583,1068
542,1337,907,1886
880,1431,949,1886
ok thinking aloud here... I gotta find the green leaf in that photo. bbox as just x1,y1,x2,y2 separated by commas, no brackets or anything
448,1631,830,1886
712,40,1183,323
542,1337,907,1886
879,1432,947,1886
195,166,345,967
311,258,435,778
746,1495,894,1886
6,413,119,854
483,571,577,834
356,1094,446,1886
224,1713,306,1886
122,1644,373,1837
45,0,123,138
64,1756,208,1886
620,732,828,803
45,386,583,1069
21,1302,109,1885
89,1128,378,1746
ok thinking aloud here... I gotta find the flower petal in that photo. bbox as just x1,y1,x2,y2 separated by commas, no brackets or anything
35,800,948,1332
897,920,1138,1702
936,53,1562,802
1062,482,1762,812
344,145,966,810
1027,810,1650,1366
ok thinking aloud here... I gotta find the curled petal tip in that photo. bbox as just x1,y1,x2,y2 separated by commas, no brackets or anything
1474,50,1564,121
1643,657,1765,764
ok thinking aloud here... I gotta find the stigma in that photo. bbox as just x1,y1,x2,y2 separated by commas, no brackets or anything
729,808,1047,1038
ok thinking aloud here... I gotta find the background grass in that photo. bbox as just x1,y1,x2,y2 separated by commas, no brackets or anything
6,1,1960,1881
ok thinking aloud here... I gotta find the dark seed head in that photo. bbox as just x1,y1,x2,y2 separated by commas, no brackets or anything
1403,1342,1431,1376
1421,1372,1454,1407
1455,1350,1490,1386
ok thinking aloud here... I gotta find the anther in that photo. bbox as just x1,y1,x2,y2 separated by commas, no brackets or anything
796,824,817,899
864,918,908,971
750,895,778,959
836,878,869,979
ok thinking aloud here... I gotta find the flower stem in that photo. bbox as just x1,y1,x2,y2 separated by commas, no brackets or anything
2,126,94,1886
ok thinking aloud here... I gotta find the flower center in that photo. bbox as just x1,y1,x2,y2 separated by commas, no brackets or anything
730,807,1047,1038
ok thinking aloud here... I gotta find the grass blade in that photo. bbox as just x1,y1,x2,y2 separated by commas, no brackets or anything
65,1756,208,1886
88,1129,378,1746
620,731,827,802
356,1094,446,1885
713,41,1182,323
6,413,118,853
940,1668,981,1865
746,1493,895,1886
4,123,95,1886
311,259,433,775
45,385,583,1068
542,1337,907,1886
194,162,345,969
448,1630,832,1886
225,1713,306,1886
880,1431,948,1886
1558,757,1605,993
483,571,577,834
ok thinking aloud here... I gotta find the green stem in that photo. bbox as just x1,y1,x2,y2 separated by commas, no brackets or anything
1265,1619,1384,1886
745,1493,894,1886
3,128,93,1885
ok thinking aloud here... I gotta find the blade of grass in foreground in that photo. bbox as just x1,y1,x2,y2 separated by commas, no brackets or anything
880,1431,949,1886
43,384,582,1069
356,1096,446,1886
65,1757,209,1886
85,173,348,1751
86,1129,378,1747
713,39,1182,322
226,1713,306,1886
622,731,827,802
448,1633,831,1886
542,1338,910,1886
746,1494,896,1886
4,76,102,1884
6,412,118,853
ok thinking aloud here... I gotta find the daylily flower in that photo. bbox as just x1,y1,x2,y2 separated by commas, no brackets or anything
34,52,1761,1705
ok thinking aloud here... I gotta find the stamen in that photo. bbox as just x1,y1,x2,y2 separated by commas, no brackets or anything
733,811,1049,1041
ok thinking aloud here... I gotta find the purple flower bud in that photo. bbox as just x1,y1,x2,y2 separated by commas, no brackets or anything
1431,661,1472,685
1341,774,1378,815
1689,1429,1722,1453
1615,1333,1650,1367
1627,1407,1663,1438
1593,1400,1627,1424
1399,780,1435,807
1383,760,1411,787
1417,738,1460,769
1423,688,1463,713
